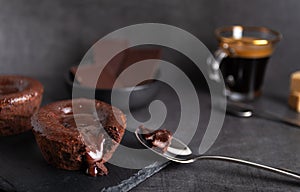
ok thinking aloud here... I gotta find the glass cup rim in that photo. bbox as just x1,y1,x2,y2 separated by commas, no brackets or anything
215,25,282,45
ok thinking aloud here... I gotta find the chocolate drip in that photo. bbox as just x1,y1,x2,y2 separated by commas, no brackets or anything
0,85,19,95
60,113,109,176
85,148,108,176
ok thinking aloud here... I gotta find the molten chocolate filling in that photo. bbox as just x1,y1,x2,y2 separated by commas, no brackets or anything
60,113,110,176
0,78,27,96
0,86,19,95
140,126,172,153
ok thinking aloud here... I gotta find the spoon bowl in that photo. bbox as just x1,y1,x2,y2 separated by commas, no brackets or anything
135,126,192,157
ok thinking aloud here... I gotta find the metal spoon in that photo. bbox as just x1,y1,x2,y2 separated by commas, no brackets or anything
135,127,300,181
226,102,300,128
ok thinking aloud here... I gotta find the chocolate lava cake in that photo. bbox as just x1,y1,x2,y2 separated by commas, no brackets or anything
31,98,126,176
0,75,44,136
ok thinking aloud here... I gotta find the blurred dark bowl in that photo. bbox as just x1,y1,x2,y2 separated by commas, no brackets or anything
65,71,160,110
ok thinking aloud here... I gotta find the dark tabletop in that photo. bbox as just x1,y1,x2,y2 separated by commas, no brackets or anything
1,75,300,192
150,79,300,192
131,82,300,192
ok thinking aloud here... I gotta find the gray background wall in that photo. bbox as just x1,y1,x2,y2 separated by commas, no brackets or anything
0,0,298,97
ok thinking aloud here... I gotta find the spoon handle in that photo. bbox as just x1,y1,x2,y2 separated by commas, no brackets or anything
227,102,300,128
254,110,300,128
197,155,300,181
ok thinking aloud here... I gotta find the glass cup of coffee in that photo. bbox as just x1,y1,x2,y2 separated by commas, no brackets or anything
208,26,282,101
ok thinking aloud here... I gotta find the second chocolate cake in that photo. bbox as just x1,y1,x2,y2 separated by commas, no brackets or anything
31,98,126,176
0,75,43,136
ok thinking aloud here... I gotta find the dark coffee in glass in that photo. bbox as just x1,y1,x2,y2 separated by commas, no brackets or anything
209,26,281,101
221,56,269,97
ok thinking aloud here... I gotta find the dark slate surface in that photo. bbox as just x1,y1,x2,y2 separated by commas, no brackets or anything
1,0,300,191
0,77,156,192
1,76,300,191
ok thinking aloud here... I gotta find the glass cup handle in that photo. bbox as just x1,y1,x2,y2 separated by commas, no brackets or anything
207,49,228,82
